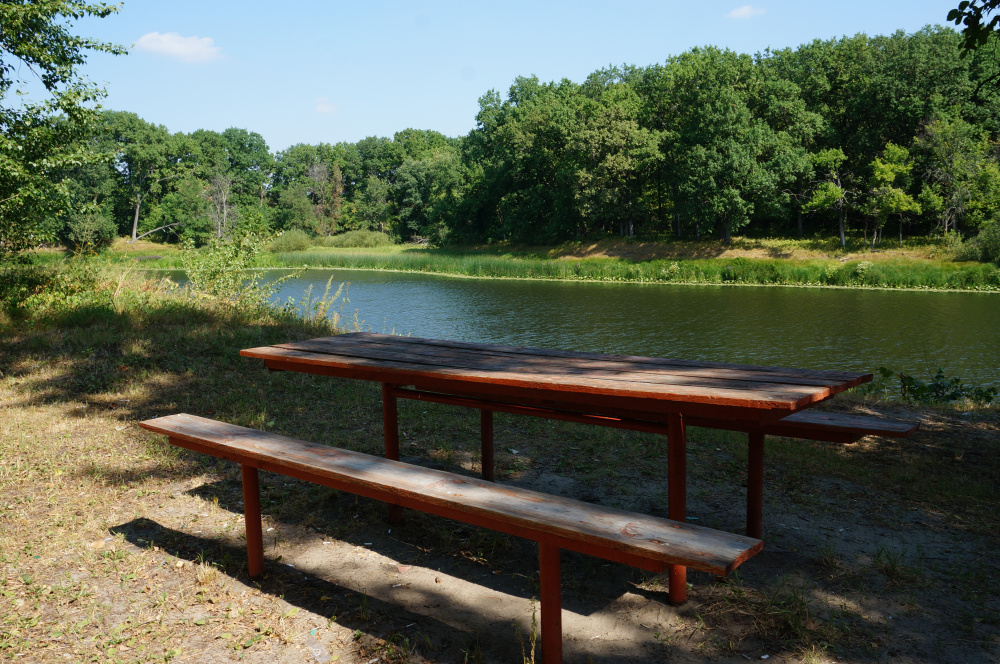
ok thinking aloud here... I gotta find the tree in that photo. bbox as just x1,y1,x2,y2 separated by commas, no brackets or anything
949,1,1000,52
571,82,660,238
804,149,850,248
222,127,273,207
205,172,235,239
911,116,1000,234
0,1,125,258
866,143,921,247
666,48,787,243
104,111,186,241
353,175,394,233
395,149,464,243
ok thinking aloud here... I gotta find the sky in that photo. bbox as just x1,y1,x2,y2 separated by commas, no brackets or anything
63,0,958,153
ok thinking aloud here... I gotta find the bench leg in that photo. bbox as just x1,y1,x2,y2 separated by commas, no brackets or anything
241,465,265,578
746,432,765,539
667,413,687,605
481,409,495,481
539,542,562,663
381,384,403,524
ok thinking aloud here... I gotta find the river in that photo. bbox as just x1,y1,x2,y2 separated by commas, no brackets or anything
172,269,1000,386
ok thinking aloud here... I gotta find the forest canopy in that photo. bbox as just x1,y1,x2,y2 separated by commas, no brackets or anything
11,24,1000,253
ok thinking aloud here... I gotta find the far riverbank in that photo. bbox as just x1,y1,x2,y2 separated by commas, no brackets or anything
95,236,1000,292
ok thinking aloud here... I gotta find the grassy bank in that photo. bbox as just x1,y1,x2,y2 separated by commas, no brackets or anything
88,236,1000,292
1,261,998,662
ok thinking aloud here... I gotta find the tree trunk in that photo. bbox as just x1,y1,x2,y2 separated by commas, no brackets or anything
797,208,803,238
838,207,846,249
130,193,143,241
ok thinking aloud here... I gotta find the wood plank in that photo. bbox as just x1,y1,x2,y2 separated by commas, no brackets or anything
686,411,920,443
240,345,839,412
139,414,762,575
276,338,863,395
296,333,869,384
769,411,920,438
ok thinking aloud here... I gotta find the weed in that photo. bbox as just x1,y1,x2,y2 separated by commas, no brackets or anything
515,602,538,664
872,545,922,586
461,632,484,664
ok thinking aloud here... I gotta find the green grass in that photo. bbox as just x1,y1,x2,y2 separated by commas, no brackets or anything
249,250,1000,291
35,235,1000,292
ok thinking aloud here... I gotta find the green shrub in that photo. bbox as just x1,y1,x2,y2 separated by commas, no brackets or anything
954,223,1000,263
266,229,312,253
62,214,118,254
978,223,1000,263
317,230,394,248
184,231,302,307
862,366,998,405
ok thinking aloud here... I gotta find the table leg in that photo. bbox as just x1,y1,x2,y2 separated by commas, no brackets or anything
746,431,765,539
381,384,402,523
667,413,687,605
539,542,562,664
481,409,495,481
241,465,264,578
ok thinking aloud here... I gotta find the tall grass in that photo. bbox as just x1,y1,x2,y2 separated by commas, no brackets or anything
259,250,1000,291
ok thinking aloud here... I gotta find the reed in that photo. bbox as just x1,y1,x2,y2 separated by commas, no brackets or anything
257,249,1000,291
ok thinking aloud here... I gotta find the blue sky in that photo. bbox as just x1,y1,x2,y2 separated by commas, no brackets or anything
70,1,956,152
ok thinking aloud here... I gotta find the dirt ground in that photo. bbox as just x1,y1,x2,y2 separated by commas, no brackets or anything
2,391,997,664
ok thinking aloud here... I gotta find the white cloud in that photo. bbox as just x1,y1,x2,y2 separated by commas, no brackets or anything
134,32,223,64
726,5,765,20
314,97,338,115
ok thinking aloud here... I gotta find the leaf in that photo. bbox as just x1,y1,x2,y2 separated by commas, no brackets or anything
193,618,206,626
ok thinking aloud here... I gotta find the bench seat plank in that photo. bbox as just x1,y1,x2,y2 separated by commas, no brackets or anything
687,410,919,443
140,413,761,576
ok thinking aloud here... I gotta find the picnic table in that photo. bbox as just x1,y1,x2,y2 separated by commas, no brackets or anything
241,332,871,603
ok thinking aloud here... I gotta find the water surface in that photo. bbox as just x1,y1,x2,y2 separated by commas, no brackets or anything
170,269,1000,385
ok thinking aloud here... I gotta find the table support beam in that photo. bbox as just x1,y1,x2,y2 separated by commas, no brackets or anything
539,542,562,664
241,465,264,578
381,383,402,523
481,409,494,481
667,413,687,605
747,432,765,539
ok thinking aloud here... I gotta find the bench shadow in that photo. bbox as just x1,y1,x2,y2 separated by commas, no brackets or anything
108,517,528,661
180,477,682,620
110,511,722,662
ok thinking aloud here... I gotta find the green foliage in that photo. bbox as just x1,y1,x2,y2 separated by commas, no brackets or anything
181,229,298,307
63,213,118,254
266,229,312,253
948,0,1000,53
316,230,394,248
0,1,125,260
957,221,1000,262
867,366,998,404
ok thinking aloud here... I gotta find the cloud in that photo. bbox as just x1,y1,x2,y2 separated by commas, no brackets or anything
314,97,338,115
134,32,223,64
725,5,765,19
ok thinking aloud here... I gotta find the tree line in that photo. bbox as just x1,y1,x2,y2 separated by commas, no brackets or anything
32,26,1000,252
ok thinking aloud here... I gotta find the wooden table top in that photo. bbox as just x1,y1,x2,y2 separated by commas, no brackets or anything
241,333,871,424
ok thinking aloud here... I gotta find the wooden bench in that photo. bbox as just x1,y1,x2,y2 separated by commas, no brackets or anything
139,413,763,663
389,386,919,539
